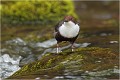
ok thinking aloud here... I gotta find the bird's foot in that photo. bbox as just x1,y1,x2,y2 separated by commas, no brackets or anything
71,44,75,52
72,48,74,52
56,48,62,53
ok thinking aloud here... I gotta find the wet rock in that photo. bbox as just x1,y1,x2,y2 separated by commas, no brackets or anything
100,33,108,36
4,38,31,56
6,38,26,46
84,69,119,78
77,43,91,47
1,38,61,78
3,38,90,61
100,33,112,36
35,77,40,80
113,69,120,74
20,54,36,66
37,43,91,59
8,47,119,79
110,41,118,44
35,39,57,48
37,48,52,59
54,76,64,79
2,38,118,79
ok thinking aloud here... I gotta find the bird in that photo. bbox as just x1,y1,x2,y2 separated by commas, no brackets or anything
54,15,80,53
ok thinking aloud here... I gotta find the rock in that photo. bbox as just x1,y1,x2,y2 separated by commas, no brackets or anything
110,41,118,44
4,38,31,56
8,47,119,79
37,43,91,59
20,54,36,66
35,39,57,48
6,38,26,46
1,54,22,65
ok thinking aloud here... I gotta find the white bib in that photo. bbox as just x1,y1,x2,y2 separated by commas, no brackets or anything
59,21,80,38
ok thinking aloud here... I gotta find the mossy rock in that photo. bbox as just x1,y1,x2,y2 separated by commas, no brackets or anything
8,47,118,79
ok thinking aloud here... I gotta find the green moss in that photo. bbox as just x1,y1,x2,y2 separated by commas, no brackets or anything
8,47,118,79
1,0,77,25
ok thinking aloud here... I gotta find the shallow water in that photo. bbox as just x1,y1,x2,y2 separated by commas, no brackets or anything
0,54,21,78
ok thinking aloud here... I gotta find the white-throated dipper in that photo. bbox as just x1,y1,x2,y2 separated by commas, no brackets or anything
54,16,80,53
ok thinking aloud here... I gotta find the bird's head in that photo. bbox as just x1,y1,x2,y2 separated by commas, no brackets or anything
64,16,74,22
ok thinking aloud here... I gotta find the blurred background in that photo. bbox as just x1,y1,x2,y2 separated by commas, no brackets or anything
0,0,119,79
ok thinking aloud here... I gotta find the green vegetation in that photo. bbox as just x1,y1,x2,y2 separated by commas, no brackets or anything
1,0,77,25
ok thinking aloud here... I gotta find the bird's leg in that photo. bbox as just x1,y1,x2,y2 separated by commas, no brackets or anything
71,42,75,52
57,43,59,53
71,45,74,52
56,42,60,53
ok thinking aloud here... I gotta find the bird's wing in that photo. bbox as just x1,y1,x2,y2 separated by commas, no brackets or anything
54,20,64,38
55,20,64,32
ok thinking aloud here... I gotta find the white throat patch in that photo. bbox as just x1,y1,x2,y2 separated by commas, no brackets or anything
59,21,80,38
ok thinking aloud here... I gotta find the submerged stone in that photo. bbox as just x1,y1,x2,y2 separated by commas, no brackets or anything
8,47,119,79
